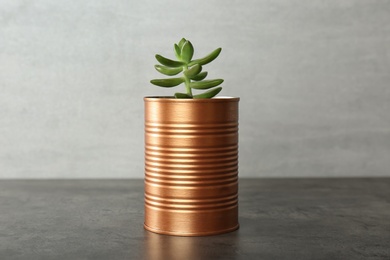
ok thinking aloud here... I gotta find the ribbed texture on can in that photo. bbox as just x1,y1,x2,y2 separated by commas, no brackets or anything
144,97,239,236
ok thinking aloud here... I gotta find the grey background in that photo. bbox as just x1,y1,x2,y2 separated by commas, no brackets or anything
1,0,389,178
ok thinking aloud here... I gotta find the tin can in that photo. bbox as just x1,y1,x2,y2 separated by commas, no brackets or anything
144,97,239,236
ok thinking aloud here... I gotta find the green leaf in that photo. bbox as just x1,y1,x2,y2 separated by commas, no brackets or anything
184,64,202,77
155,54,184,67
193,87,222,99
174,92,192,98
181,41,194,63
188,48,221,66
190,79,223,89
178,38,186,48
191,71,208,81
155,65,182,76
150,78,184,88
174,44,181,60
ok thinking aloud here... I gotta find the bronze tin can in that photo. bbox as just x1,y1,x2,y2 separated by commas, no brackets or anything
144,97,239,236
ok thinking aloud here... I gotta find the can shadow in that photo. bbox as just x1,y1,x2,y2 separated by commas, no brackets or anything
143,229,240,260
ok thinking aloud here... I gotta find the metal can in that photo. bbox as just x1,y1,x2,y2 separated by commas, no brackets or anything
144,97,239,236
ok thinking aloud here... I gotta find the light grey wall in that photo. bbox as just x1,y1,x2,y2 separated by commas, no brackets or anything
1,0,389,178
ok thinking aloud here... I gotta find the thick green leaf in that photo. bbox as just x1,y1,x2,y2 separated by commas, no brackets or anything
188,48,221,66
184,64,202,77
155,65,182,76
178,38,186,48
181,41,194,63
193,87,222,99
174,44,181,60
150,77,184,88
155,54,184,67
191,71,208,81
174,92,192,98
190,79,223,89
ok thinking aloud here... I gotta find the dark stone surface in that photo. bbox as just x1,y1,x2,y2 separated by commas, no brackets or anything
0,178,389,260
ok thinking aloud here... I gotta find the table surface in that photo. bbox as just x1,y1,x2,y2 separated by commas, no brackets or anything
1,178,389,260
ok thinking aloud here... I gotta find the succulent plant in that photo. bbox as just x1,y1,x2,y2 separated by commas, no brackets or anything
150,38,223,99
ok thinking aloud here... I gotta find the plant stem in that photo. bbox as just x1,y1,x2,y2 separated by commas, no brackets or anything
182,65,193,97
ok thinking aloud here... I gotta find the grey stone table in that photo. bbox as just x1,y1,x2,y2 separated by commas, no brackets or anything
1,178,389,260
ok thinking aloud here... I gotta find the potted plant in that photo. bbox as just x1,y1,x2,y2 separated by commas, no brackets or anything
144,38,239,236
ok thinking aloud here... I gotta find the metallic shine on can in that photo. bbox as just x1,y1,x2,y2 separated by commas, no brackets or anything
144,97,239,236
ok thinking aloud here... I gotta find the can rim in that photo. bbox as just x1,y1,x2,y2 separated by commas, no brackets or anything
144,96,240,103
144,223,239,236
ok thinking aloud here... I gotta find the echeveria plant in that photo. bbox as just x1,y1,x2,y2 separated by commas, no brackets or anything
151,38,223,99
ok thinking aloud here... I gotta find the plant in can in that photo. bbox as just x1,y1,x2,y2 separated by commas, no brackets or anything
150,38,223,99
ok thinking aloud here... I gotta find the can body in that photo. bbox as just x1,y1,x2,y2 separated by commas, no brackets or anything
144,97,239,236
